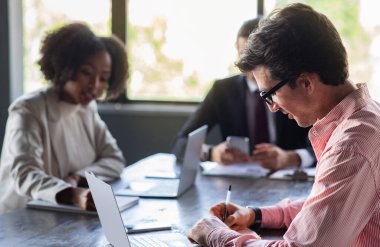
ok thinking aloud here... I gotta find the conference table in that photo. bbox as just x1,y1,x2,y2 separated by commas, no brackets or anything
0,157,313,246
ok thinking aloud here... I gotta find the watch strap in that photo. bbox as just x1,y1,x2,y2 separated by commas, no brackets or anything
246,206,262,231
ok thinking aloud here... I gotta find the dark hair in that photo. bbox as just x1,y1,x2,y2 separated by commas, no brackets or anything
100,35,129,100
236,3,348,86
38,22,106,89
237,17,262,39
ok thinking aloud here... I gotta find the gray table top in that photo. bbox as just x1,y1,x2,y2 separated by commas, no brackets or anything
0,162,312,246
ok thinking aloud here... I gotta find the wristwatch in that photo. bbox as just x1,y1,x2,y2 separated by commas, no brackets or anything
246,206,262,231
202,145,213,161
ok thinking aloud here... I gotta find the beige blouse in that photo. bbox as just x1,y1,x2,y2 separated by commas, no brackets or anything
0,87,125,213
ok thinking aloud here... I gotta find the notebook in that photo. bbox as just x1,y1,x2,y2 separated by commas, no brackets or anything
85,172,195,247
27,195,139,215
115,125,207,198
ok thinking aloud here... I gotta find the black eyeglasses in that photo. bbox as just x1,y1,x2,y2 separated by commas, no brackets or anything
259,79,290,105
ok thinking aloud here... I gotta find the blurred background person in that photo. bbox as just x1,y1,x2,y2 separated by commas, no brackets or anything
0,23,129,213
172,18,315,170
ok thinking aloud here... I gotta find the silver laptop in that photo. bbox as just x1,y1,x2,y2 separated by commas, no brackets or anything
115,125,207,198
85,172,194,247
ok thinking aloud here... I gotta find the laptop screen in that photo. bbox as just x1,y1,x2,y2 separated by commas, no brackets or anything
85,172,132,247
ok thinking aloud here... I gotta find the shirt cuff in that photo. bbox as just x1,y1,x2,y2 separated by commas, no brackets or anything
207,228,259,247
295,148,315,168
261,205,285,229
37,182,72,204
261,198,303,229
201,144,214,161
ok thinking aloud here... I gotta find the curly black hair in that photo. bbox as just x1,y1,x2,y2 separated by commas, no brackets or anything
38,22,127,101
39,23,104,88
100,35,129,100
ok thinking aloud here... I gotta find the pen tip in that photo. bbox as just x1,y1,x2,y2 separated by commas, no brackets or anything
228,185,231,190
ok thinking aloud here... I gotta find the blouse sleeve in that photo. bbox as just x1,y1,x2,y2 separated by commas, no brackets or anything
3,102,70,203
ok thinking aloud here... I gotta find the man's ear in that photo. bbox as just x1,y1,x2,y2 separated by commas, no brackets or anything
298,73,317,95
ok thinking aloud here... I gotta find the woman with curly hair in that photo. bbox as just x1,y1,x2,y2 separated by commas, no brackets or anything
0,23,129,213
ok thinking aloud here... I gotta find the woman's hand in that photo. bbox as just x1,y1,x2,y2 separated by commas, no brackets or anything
64,174,89,188
56,187,96,211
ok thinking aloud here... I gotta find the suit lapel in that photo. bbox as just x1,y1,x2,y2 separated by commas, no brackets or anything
275,112,285,145
237,75,249,134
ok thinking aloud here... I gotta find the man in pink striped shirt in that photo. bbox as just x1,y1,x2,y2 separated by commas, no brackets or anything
188,3,380,247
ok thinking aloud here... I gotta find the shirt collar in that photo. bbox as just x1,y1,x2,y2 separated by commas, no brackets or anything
46,86,89,122
310,83,371,159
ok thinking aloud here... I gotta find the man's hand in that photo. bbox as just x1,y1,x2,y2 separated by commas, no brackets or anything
209,202,255,231
212,142,250,165
188,216,228,245
252,143,300,170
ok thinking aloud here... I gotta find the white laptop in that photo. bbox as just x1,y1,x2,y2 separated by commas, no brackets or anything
85,172,195,247
115,125,207,198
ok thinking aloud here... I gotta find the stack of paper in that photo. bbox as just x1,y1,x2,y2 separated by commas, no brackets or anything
201,161,270,178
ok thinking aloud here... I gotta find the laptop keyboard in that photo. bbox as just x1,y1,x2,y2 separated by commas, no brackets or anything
129,235,168,247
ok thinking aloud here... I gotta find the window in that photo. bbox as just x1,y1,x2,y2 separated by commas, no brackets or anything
127,0,259,102
23,1,379,102
265,0,380,101
23,0,259,102
23,0,111,94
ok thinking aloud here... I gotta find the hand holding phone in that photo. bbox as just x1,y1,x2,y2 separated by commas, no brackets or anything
226,136,249,155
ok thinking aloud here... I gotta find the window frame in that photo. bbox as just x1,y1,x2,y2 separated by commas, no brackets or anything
111,0,264,104
7,0,264,105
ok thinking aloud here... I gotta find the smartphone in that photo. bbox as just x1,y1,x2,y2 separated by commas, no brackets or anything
124,222,172,234
226,136,249,155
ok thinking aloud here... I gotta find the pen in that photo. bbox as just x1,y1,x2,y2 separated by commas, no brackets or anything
222,185,231,222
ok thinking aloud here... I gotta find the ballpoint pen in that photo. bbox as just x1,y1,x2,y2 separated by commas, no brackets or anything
222,185,232,222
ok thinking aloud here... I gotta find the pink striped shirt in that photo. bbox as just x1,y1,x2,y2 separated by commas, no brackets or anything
207,84,380,246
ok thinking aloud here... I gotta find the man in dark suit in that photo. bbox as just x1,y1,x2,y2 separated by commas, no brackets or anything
172,18,315,170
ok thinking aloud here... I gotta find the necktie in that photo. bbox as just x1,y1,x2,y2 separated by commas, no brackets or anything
247,90,270,147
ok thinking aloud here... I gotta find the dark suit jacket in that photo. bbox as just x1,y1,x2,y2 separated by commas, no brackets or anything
172,74,314,162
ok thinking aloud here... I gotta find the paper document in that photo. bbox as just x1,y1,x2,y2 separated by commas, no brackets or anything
201,161,270,178
137,153,179,179
269,167,316,181
27,196,139,215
